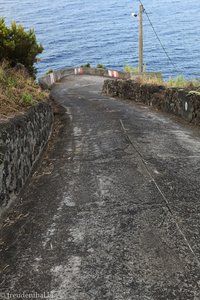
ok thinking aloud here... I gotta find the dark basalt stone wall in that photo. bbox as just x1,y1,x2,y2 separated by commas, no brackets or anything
0,102,53,214
102,79,200,123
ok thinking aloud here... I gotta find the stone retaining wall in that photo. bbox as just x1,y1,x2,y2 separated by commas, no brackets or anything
0,102,53,215
102,79,200,123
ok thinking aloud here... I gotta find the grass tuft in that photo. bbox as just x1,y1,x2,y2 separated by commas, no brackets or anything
124,65,139,73
135,74,200,90
0,62,48,118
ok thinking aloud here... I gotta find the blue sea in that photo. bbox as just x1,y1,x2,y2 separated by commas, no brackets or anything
0,0,199,78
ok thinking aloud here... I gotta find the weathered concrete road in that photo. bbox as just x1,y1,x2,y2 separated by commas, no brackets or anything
1,75,200,299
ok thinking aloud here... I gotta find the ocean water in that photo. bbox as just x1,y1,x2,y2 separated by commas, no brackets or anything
0,0,200,78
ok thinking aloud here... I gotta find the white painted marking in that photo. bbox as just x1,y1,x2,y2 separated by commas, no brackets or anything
185,101,188,112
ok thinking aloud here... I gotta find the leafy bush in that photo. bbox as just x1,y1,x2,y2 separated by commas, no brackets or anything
123,65,131,73
0,18,43,76
80,63,91,68
97,64,106,69
21,93,34,105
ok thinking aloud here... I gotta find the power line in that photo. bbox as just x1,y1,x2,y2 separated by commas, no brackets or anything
138,0,182,73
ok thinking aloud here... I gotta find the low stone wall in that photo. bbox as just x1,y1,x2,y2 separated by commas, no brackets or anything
103,79,200,123
0,102,53,215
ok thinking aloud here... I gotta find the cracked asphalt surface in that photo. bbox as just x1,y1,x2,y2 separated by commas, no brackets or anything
1,75,200,299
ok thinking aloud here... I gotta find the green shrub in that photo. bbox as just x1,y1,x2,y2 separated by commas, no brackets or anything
6,76,17,88
81,63,91,68
97,64,106,69
21,93,33,105
124,65,131,73
0,18,43,77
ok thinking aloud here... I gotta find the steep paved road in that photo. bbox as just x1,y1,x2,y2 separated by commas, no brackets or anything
1,75,200,299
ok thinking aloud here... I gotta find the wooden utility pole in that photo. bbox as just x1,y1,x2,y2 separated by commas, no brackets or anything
138,4,143,73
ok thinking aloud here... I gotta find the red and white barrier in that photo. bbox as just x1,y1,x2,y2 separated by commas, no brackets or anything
74,68,84,75
108,70,119,78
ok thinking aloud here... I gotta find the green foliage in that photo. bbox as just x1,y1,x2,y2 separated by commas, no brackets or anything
21,93,33,105
132,66,140,73
124,65,139,73
167,75,187,88
46,69,53,75
81,63,91,68
167,76,200,88
0,18,43,76
190,79,200,88
97,64,106,69
6,76,17,88
123,65,131,73
0,63,48,116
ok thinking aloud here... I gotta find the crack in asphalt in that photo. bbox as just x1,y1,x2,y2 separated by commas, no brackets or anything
119,118,200,268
